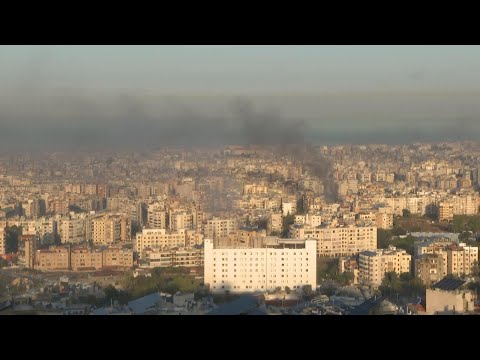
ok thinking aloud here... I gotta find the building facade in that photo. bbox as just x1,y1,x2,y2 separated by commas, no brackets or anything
358,246,412,286
204,238,316,294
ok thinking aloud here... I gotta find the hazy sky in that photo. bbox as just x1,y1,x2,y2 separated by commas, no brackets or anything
2,45,480,93
1,45,480,151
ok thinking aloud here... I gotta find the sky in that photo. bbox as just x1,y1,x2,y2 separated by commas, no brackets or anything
1,45,480,151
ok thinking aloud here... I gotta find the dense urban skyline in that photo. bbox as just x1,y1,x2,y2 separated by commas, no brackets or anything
1,46,479,315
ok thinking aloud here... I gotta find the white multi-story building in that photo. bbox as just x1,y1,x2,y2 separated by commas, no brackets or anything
134,228,186,257
204,238,316,294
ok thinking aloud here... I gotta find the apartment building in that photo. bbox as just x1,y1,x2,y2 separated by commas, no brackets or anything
204,238,316,294
447,244,478,276
295,213,322,227
71,247,103,271
358,246,411,286
290,224,377,257
134,228,186,256
169,211,195,232
375,212,393,229
438,202,454,222
36,246,70,271
205,217,237,242
142,247,204,268
59,215,86,243
91,214,130,244
102,247,134,268
415,254,447,285
414,239,478,284
147,208,168,229
18,234,39,269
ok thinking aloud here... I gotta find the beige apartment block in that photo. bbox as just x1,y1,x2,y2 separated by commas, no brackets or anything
135,228,186,256
205,217,237,242
204,238,317,294
359,246,411,286
438,202,454,222
102,247,134,268
35,246,70,271
447,244,478,277
291,224,377,257
91,214,130,245
71,247,103,271
375,212,393,229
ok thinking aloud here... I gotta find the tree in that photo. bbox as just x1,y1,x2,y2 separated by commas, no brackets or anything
459,231,471,242
342,271,355,286
302,285,313,297
402,209,411,218
281,214,295,238
285,286,291,294
5,225,22,253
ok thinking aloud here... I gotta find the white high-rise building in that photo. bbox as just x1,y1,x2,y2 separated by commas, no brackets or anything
204,238,316,294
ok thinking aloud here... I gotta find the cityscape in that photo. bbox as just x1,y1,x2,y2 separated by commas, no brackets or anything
1,45,480,315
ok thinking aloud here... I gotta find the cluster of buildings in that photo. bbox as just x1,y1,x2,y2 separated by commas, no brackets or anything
1,143,480,310
17,234,133,271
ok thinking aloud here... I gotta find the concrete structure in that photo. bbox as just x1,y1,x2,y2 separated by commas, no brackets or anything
415,254,447,286
358,246,411,286
291,224,377,257
425,278,475,315
267,212,282,235
204,238,316,294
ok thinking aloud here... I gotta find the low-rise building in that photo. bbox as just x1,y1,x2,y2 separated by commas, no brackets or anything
425,278,475,315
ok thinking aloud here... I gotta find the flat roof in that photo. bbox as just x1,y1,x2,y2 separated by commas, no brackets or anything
432,278,466,291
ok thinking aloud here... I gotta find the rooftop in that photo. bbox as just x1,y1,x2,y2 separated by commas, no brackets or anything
432,278,466,291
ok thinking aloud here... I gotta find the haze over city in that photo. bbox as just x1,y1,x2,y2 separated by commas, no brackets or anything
1,45,480,316
2,45,480,151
